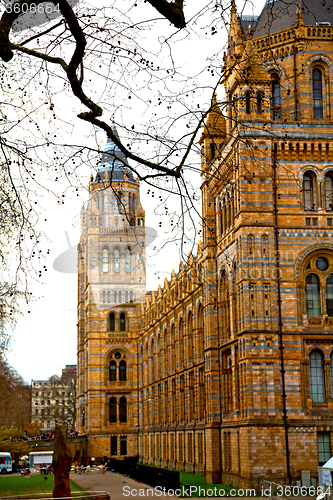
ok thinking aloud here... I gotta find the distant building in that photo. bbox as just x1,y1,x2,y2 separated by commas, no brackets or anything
31,365,77,431
61,364,77,383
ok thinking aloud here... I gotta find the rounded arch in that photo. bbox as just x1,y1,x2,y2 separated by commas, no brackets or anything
298,165,321,180
295,245,333,280
104,346,132,365
304,54,333,73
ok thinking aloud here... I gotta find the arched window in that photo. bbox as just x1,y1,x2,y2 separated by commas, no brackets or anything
324,173,333,210
116,191,123,211
130,291,134,302
210,142,216,160
114,291,117,303
313,68,323,119
119,397,127,422
326,274,333,316
119,360,126,381
271,73,281,120
114,249,120,273
305,274,321,317
109,361,117,382
120,313,126,331
102,290,106,303
109,313,115,332
303,173,314,210
102,249,109,273
107,290,110,303
118,291,122,303
330,352,333,398
257,91,263,114
178,318,184,365
109,397,117,423
125,248,131,273
309,350,326,403
261,235,267,257
248,235,253,256
188,311,193,361
198,303,204,356
245,90,251,114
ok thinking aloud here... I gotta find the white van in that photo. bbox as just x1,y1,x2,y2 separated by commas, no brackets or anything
0,452,12,474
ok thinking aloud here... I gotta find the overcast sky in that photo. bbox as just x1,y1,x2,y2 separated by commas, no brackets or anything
5,0,265,383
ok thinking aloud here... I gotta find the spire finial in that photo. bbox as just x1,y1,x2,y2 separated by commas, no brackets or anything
296,5,304,27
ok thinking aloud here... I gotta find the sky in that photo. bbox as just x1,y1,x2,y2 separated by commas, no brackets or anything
5,0,266,383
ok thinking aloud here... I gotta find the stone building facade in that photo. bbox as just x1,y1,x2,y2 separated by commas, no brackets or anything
31,365,77,431
77,0,333,486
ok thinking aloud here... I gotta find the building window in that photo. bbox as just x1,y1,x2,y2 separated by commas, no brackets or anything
313,68,323,119
120,435,127,455
330,352,333,398
257,91,263,114
114,249,120,273
328,218,332,226
109,397,117,423
317,432,331,465
109,361,117,381
125,248,131,273
309,350,326,403
111,436,117,455
109,313,115,331
210,142,216,160
326,274,333,316
306,218,311,226
119,360,126,381
120,313,126,331
102,249,109,273
303,173,314,210
119,397,127,423
245,90,251,114
305,274,321,317
271,73,281,120
324,173,333,210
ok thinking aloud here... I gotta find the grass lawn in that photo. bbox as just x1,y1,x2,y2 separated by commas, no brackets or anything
0,474,86,496
179,472,255,497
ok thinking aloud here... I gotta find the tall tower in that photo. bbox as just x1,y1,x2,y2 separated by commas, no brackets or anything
77,126,146,459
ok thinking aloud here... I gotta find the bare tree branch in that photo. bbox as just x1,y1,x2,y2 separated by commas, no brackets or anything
146,0,185,28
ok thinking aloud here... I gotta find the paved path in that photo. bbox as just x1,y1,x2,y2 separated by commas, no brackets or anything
70,470,261,499
70,470,175,498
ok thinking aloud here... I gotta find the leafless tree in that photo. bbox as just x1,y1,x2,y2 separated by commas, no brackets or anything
47,374,77,428
0,352,31,429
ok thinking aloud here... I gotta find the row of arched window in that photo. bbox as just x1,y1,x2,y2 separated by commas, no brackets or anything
102,247,131,273
309,350,333,403
109,312,126,331
94,192,136,212
305,273,333,317
244,68,325,121
302,171,333,211
141,305,204,382
101,290,134,304
109,396,127,423
109,360,127,381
